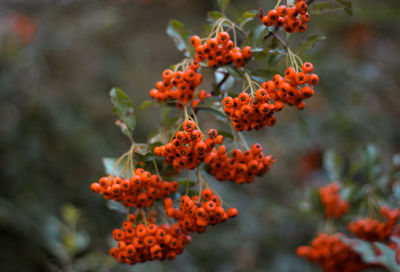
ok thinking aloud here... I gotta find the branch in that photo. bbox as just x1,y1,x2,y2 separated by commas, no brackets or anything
217,72,230,89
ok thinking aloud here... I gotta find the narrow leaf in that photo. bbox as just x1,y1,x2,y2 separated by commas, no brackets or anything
166,19,191,57
110,88,136,132
298,35,326,53
141,100,153,111
217,0,229,13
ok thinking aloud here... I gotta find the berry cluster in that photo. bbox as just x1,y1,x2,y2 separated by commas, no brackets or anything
262,1,310,33
153,121,224,172
223,89,278,131
204,143,275,184
348,206,400,241
319,182,349,219
90,169,178,209
264,63,319,110
296,233,370,272
164,189,238,233
110,217,191,264
190,32,253,67
149,60,204,107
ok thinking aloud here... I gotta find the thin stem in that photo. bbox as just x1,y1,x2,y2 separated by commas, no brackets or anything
152,158,161,177
140,209,148,226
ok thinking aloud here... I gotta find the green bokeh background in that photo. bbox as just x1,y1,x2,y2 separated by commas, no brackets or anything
1,0,400,271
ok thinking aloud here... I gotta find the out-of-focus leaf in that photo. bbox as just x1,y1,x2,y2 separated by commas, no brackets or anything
373,242,400,270
207,11,223,23
148,128,166,145
340,185,352,200
298,35,326,53
218,130,233,140
253,47,286,60
236,10,257,28
336,0,353,16
106,200,127,213
215,68,235,91
323,149,344,181
110,88,136,135
249,68,277,82
391,236,400,247
166,19,191,57
196,105,227,121
161,116,179,128
342,237,377,263
134,143,150,156
225,66,242,80
178,179,196,187
102,157,128,176
141,100,153,111
217,0,229,13
268,54,283,66
362,144,383,182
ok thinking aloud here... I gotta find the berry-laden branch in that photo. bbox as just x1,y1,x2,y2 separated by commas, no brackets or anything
90,0,323,266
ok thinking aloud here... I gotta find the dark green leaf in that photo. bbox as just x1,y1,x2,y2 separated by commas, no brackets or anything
110,88,136,133
218,130,233,139
196,105,227,121
250,24,269,48
268,54,283,66
161,116,179,128
225,66,242,80
166,19,191,57
217,0,229,13
141,100,153,111
336,0,353,16
177,179,197,187
249,69,277,83
298,35,326,53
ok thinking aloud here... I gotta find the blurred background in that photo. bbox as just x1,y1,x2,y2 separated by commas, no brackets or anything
1,0,400,271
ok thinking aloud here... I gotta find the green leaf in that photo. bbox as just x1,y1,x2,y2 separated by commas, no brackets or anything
250,24,269,48
218,130,233,140
236,10,257,27
106,200,127,213
362,144,383,183
215,68,235,91
110,87,136,134
249,68,277,83
134,143,150,156
102,157,126,176
268,54,283,66
217,0,229,13
323,149,344,181
298,34,326,53
141,100,153,111
196,105,227,121
177,179,197,187
161,116,179,128
225,66,242,80
166,19,191,57
207,11,223,23
336,0,353,16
